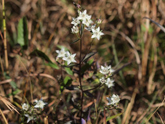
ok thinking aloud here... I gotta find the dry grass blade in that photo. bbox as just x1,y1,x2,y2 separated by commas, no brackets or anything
122,88,138,124
0,95,19,114
145,98,165,123
0,108,8,124
157,112,164,124
147,38,157,94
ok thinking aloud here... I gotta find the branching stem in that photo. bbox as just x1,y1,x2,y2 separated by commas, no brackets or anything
79,25,84,123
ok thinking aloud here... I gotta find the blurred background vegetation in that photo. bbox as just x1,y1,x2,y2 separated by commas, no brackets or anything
0,0,165,123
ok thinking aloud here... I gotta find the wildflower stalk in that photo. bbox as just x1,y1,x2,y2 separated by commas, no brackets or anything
79,25,84,123
2,0,9,74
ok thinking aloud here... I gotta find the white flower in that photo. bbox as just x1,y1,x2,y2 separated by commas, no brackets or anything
99,77,106,84
100,65,109,75
107,94,120,105
82,15,93,27
71,17,80,26
22,103,29,111
71,26,79,34
108,66,115,75
105,78,114,88
63,51,76,65
78,10,88,21
25,114,35,123
34,99,46,109
100,65,114,75
85,24,95,31
91,27,104,40
56,48,67,59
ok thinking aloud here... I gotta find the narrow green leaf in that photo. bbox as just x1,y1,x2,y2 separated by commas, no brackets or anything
30,49,59,69
65,67,73,75
23,17,28,49
30,49,51,62
17,18,24,46
44,61,59,69
106,113,123,122
82,52,97,62
62,63,77,67
71,39,80,44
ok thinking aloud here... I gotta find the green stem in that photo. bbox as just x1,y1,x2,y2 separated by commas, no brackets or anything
112,43,126,86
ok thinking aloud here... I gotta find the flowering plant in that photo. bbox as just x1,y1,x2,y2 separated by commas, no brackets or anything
21,99,46,123
54,3,121,123
18,3,125,124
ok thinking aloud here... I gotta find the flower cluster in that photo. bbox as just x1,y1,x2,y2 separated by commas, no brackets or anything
99,65,120,106
56,47,76,65
107,94,120,106
71,10,104,40
22,99,46,123
99,65,114,88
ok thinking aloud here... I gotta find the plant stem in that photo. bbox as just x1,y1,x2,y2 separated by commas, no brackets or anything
79,25,84,123
2,0,9,74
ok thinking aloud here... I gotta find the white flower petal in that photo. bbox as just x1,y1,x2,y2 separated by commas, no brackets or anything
107,94,120,106
63,52,76,65
56,48,67,59
22,103,29,111
100,65,114,75
71,17,80,26
91,27,104,40
34,99,46,109
105,78,114,88
71,26,79,34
